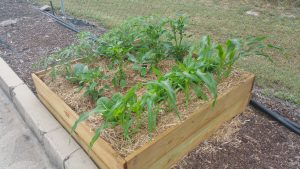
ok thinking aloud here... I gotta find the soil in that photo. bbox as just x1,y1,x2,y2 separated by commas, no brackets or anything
0,0,299,168
0,0,105,91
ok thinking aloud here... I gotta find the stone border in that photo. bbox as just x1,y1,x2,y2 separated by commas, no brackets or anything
0,58,98,169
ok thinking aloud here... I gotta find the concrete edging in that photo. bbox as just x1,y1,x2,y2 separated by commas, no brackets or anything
0,57,98,169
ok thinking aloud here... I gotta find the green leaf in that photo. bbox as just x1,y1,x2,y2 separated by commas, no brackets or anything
194,86,208,100
120,79,127,88
196,70,217,102
152,67,162,78
128,54,137,63
141,67,147,77
96,97,111,110
71,110,97,134
89,123,108,148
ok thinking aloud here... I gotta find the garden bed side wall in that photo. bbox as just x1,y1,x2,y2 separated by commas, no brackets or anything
125,74,255,169
32,71,254,169
32,73,126,169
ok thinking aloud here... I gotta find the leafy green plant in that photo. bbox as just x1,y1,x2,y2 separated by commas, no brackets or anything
66,63,109,101
32,32,99,82
104,41,131,88
167,14,190,62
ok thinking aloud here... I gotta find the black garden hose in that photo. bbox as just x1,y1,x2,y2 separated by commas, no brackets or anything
250,99,300,135
41,10,98,41
41,10,80,33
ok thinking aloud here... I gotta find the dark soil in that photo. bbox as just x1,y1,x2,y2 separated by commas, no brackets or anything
0,0,299,169
0,0,105,91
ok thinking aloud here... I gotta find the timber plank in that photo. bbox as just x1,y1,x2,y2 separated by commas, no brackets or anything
32,74,126,169
32,70,254,169
125,75,254,169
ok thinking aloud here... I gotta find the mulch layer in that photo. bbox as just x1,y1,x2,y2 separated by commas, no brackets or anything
0,0,299,168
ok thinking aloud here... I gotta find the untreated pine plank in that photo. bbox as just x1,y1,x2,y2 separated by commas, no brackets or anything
37,93,111,169
32,71,254,169
125,74,254,169
150,95,250,169
32,73,126,169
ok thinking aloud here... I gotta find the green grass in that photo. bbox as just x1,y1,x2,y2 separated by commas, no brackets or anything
34,0,300,105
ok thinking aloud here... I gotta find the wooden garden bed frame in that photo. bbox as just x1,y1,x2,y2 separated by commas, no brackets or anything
32,70,254,169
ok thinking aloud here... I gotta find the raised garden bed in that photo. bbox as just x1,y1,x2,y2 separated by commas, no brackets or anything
32,68,254,169
30,15,273,169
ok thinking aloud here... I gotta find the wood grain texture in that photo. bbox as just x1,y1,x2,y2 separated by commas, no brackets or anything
32,71,254,169
32,74,126,169
125,74,255,169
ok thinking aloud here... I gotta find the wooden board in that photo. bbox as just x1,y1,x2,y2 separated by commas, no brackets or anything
32,74,126,169
125,74,254,169
32,71,254,169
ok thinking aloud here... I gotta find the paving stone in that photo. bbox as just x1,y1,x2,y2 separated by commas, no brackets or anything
0,87,55,169
0,58,23,97
43,128,80,169
12,84,60,141
64,149,98,169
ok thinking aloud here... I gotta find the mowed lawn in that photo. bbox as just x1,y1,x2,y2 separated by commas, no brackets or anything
34,0,300,105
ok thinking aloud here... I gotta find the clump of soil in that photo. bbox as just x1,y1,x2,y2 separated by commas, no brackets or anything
42,58,251,157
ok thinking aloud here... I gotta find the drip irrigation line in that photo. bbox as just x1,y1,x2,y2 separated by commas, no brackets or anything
41,11,80,33
250,99,300,135
41,11,98,41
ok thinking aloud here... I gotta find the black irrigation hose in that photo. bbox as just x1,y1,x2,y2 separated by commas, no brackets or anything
40,5,300,136
41,11,98,41
41,11,80,33
250,99,300,135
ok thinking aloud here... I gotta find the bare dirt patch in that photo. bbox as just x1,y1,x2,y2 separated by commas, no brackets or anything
0,0,104,91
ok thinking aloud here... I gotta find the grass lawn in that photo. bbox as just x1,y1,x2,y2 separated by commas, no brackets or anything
34,0,300,105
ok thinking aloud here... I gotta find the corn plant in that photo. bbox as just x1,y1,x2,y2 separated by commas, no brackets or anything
72,84,143,147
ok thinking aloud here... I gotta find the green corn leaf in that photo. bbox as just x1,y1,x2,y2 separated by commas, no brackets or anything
71,109,98,134
122,119,133,140
152,67,162,78
89,123,108,148
193,86,208,100
196,70,217,103
146,93,157,137
182,71,199,83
